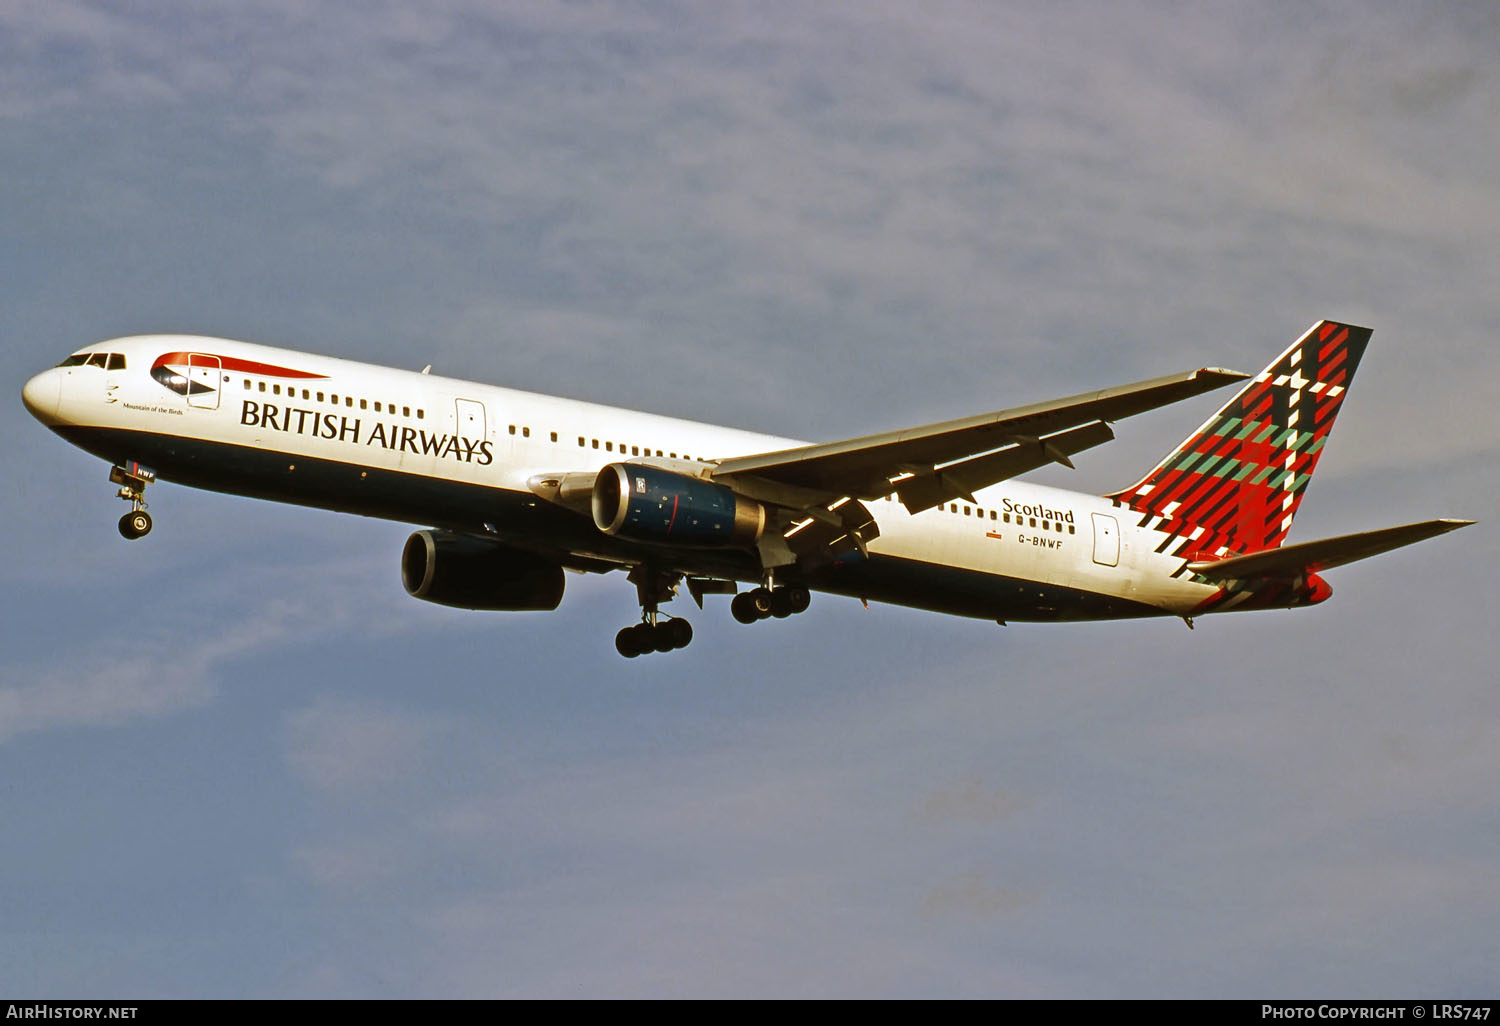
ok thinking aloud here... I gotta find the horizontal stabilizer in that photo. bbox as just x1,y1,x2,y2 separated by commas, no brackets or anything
1187,519,1473,580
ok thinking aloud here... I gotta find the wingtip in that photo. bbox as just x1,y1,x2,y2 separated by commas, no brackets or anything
1197,366,1252,382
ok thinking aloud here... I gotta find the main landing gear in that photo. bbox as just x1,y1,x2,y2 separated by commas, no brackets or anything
615,615,693,658
730,581,811,624
612,568,812,657
616,565,694,658
110,462,156,540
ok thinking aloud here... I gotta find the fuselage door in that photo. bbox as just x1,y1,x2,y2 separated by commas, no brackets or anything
455,398,486,439
102,352,125,404
187,353,222,410
1091,512,1120,567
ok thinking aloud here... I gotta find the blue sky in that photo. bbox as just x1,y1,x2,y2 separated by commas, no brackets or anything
2,0,1496,997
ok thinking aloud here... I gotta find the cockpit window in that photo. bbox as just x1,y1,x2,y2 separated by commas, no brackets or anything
86,353,109,369
57,354,91,367
107,353,126,371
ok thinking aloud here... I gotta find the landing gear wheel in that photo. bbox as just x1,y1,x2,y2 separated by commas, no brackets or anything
650,622,677,653
749,587,774,618
631,622,657,653
665,618,693,650
118,510,153,539
784,586,811,615
615,627,642,658
770,590,795,618
731,592,760,624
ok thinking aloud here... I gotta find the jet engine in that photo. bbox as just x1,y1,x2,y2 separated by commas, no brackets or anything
592,464,765,546
401,531,564,610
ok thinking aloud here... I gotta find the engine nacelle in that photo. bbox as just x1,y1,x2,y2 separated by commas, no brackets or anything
592,464,765,547
401,531,564,611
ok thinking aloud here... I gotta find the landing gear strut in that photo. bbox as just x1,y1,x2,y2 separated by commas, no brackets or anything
616,565,693,658
110,462,155,540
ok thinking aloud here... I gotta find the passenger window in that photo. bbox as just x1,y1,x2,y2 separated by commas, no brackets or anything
274,384,282,395
550,431,557,442
606,442,613,452
403,406,410,417
592,439,599,449
374,402,382,412
259,381,266,392
360,399,368,410
508,425,516,435
417,409,424,419
990,510,997,521
522,427,530,438
631,446,639,456
302,389,310,400
578,437,585,447
245,379,252,390
107,353,126,371
317,392,325,402
1029,517,1036,527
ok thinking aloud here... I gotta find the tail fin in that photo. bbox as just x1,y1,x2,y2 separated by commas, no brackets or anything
1107,320,1372,559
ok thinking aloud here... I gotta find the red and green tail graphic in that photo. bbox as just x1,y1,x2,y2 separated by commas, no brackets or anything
1108,320,1371,561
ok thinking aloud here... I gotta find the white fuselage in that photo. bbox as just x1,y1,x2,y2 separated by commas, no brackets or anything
24,334,1228,623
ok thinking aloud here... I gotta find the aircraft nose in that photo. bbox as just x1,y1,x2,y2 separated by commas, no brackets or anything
21,368,61,424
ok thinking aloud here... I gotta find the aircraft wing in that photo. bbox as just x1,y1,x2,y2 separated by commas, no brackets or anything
712,366,1247,514
1187,519,1474,580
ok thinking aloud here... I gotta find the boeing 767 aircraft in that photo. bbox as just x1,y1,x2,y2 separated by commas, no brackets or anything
21,319,1470,656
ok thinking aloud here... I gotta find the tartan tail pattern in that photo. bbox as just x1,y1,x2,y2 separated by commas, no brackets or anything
1107,320,1372,560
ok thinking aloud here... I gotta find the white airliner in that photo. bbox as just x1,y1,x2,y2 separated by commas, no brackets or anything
21,319,1470,656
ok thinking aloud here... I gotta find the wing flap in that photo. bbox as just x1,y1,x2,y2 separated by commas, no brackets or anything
1188,519,1473,580
894,421,1115,514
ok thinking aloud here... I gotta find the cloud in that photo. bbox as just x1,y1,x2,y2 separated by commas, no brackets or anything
281,695,451,795
0,551,418,743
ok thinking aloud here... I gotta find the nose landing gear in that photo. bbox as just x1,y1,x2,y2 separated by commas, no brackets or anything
110,462,155,540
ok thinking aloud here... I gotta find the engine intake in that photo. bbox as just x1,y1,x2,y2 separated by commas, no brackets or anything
401,531,564,610
592,464,765,547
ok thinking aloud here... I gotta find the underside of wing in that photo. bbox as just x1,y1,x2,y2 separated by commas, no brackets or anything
712,366,1246,512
